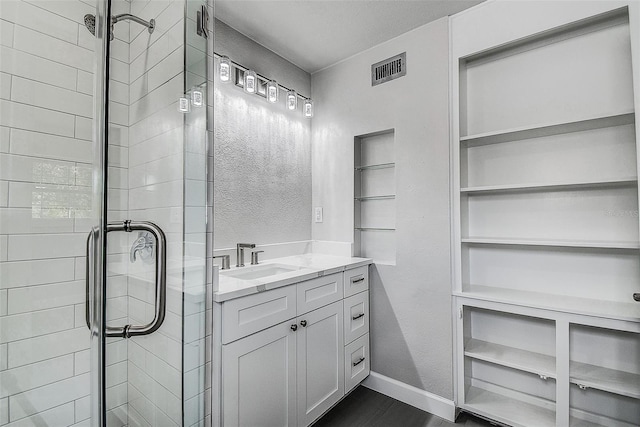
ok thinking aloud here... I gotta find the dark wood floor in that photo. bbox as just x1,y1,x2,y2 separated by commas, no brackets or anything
313,386,495,427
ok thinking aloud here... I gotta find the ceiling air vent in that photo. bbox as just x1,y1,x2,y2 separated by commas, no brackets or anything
371,52,406,86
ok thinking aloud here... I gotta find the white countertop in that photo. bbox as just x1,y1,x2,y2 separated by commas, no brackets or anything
213,253,372,302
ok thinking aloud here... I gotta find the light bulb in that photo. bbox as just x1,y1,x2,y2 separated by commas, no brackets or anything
267,80,278,103
244,70,257,94
191,90,203,107
303,99,313,118
178,97,190,113
219,56,231,83
287,90,297,110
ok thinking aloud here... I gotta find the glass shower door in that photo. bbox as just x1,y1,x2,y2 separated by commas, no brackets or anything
0,0,209,425
100,0,209,426
0,0,110,425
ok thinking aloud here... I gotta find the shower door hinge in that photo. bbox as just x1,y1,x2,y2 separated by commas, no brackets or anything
197,5,209,39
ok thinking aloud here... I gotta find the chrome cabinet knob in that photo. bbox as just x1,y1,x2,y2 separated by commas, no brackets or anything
291,324,298,331
633,293,640,302
300,320,307,327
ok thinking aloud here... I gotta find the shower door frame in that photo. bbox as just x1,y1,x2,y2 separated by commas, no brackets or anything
89,0,111,425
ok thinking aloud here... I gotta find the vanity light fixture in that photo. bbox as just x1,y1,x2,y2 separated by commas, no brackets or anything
214,52,312,117
266,80,279,103
244,69,257,94
219,55,231,82
303,99,313,118
287,90,297,110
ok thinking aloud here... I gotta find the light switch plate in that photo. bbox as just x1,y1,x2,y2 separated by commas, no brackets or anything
315,207,323,223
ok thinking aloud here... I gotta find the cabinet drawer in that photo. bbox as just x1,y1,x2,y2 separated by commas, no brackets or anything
345,333,370,393
344,266,368,298
222,285,297,344
297,273,344,315
344,291,369,345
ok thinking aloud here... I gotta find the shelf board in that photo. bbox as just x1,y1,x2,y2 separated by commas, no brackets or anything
354,195,396,201
355,162,395,171
458,285,640,323
569,417,609,427
464,386,556,427
570,362,640,399
465,339,556,379
460,177,637,195
460,111,635,147
461,237,640,250
354,227,396,232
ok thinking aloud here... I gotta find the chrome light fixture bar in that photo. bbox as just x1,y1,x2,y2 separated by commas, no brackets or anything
213,52,313,117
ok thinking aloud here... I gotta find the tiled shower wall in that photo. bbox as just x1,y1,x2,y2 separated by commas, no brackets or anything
125,0,187,425
0,0,130,425
0,0,205,425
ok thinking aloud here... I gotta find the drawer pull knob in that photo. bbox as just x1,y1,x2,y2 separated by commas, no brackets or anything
352,313,365,320
634,293,640,302
352,277,365,283
300,320,307,327
539,375,548,380
290,324,298,331
577,384,588,391
353,357,365,367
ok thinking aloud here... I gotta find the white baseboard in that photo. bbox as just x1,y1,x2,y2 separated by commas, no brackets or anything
362,371,456,422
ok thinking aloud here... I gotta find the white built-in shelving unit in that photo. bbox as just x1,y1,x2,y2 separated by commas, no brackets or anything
451,3,640,426
354,130,396,264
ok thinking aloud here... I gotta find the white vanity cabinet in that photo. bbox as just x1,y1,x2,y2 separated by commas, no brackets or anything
214,263,371,427
222,319,297,427
296,300,345,426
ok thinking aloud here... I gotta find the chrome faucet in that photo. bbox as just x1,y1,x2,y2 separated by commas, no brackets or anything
236,243,255,267
213,254,230,270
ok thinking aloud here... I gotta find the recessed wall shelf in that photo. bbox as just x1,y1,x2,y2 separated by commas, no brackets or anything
460,177,637,194
355,162,395,171
354,130,396,265
464,386,556,427
465,339,556,379
458,286,640,322
354,195,395,201
460,111,635,147
570,363,640,399
461,238,640,250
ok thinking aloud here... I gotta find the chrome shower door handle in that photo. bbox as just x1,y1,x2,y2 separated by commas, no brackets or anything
85,227,99,331
86,220,167,338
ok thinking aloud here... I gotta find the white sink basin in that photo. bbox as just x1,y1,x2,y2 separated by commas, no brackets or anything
221,263,303,281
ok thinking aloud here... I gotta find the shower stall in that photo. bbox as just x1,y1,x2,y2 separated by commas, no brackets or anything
0,0,211,425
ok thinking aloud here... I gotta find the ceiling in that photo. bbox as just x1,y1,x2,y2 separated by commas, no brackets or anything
213,0,484,74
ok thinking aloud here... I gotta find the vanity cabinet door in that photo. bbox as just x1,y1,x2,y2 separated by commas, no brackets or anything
223,320,297,427
296,300,345,426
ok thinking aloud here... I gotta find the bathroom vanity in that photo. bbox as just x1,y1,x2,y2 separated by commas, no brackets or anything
211,254,372,427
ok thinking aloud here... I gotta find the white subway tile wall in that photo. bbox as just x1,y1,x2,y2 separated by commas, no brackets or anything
125,0,196,425
0,0,210,424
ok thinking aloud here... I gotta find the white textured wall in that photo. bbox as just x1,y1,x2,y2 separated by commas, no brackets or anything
213,19,312,255
311,17,453,398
